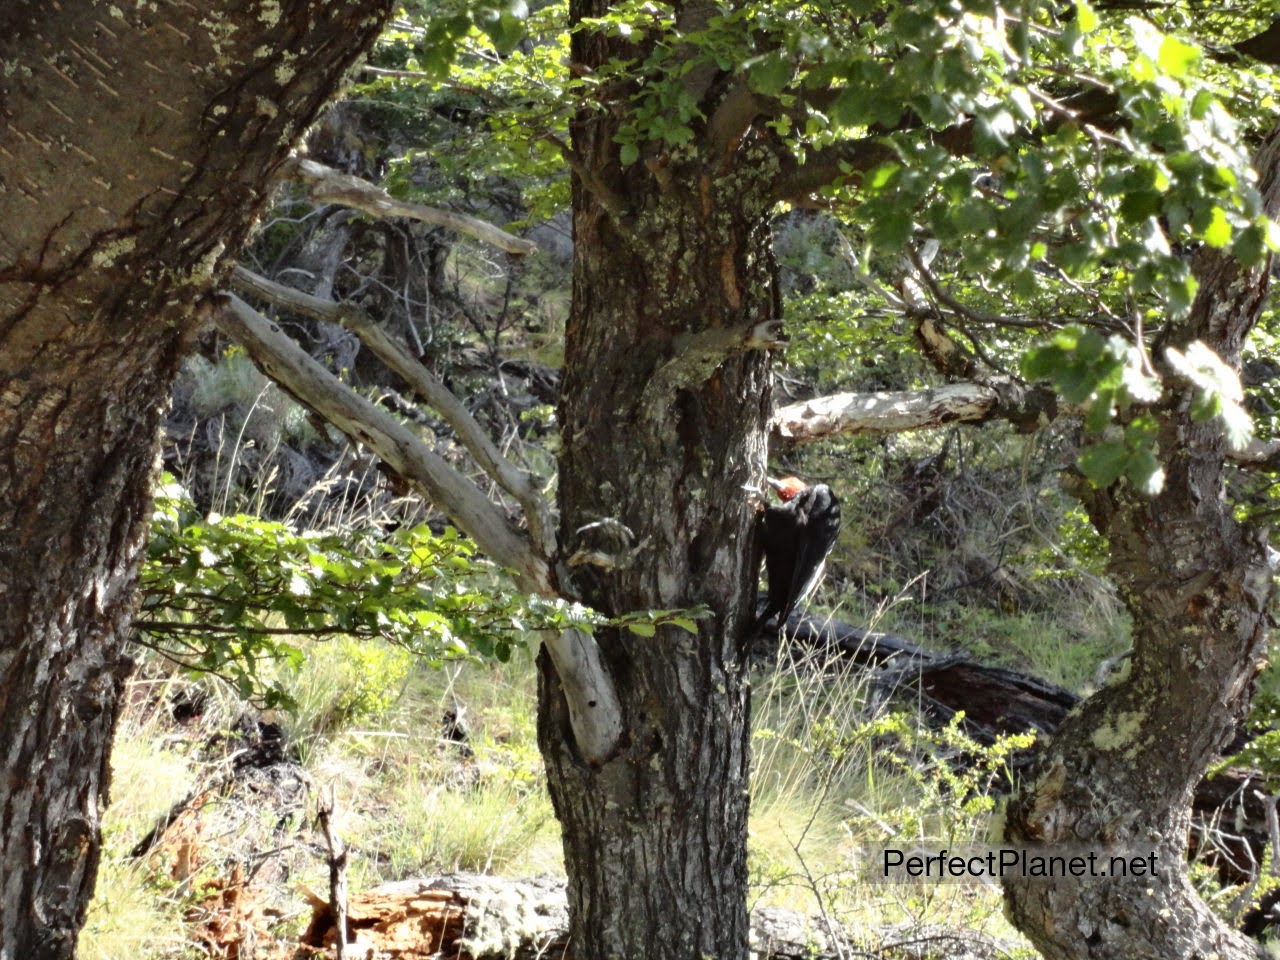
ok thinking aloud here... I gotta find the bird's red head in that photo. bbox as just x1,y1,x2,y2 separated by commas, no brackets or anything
767,476,808,502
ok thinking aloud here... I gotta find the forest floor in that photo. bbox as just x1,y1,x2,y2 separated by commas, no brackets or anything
82,631,1044,960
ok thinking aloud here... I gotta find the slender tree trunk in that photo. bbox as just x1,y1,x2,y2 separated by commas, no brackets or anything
538,7,779,952
1002,128,1280,960
0,5,391,957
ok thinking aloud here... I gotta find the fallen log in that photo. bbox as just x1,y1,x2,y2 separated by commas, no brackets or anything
770,614,1079,743
296,873,1020,960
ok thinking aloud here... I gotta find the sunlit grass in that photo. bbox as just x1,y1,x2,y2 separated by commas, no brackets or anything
80,858,193,960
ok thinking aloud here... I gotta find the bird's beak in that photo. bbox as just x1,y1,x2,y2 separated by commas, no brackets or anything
765,477,785,493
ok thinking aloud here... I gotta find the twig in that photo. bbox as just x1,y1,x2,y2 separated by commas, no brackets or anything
317,784,349,960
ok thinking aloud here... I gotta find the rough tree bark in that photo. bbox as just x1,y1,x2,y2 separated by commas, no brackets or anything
536,4,781,957
1002,127,1280,960
0,4,391,957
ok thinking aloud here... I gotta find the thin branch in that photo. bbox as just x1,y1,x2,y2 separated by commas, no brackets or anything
231,266,557,558
908,248,1082,331
135,620,363,638
282,156,538,256
215,293,555,595
359,65,437,80
316,785,349,960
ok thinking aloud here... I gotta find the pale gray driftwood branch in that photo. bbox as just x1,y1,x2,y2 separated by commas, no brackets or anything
282,155,537,256
539,627,625,764
231,266,556,559
773,383,1022,444
216,292,624,764
216,292,553,594
773,381,1274,472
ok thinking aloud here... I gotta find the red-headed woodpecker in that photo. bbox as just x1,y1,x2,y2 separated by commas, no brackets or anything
755,476,841,630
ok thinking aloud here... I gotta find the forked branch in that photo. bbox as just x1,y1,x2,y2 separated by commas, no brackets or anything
216,293,624,763
216,292,554,594
231,267,556,558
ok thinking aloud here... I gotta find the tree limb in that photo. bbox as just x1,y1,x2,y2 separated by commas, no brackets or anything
705,84,773,166
215,292,554,594
639,321,787,421
540,627,625,764
771,87,1122,204
216,293,625,764
282,156,538,256
771,380,1060,445
231,266,557,559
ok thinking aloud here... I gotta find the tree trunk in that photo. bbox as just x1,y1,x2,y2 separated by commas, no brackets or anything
0,4,390,957
539,7,779,955
1002,128,1280,960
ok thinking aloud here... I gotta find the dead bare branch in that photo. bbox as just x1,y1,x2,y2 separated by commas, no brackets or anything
282,156,537,256
772,381,1060,445
215,292,554,594
216,293,625,764
231,266,557,558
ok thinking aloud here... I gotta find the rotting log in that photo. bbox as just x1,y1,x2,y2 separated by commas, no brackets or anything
295,873,1019,960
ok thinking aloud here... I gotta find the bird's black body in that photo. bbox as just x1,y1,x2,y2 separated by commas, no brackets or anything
755,479,841,630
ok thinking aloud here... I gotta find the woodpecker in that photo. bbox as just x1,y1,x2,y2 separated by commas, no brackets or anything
754,476,841,630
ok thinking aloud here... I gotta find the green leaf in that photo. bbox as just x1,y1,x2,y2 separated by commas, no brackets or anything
1084,390,1114,433
1156,35,1200,79
864,163,900,193
1075,0,1099,33
1221,401,1254,451
1202,206,1232,248
1124,447,1165,495
627,622,657,637
1079,440,1130,488
747,53,793,97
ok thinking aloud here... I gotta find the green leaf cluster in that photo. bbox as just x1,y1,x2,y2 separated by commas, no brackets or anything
139,478,536,705
140,479,714,705
1023,326,1166,491
401,0,531,78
